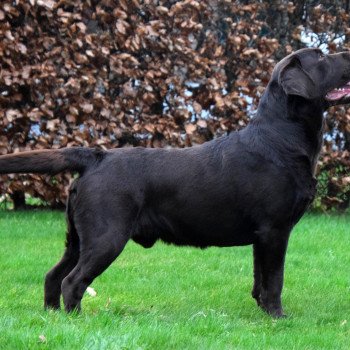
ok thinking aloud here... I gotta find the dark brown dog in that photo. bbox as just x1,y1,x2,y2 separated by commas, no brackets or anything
1,48,350,317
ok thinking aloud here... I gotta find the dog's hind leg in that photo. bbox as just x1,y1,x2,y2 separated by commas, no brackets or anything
44,185,81,310
44,213,79,310
61,225,128,313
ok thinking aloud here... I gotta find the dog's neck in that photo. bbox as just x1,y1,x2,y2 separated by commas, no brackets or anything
250,83,324,176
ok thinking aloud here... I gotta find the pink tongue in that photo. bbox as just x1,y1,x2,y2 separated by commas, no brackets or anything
326,87,350,101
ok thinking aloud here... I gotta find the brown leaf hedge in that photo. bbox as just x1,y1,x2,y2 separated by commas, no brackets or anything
0,0,349,210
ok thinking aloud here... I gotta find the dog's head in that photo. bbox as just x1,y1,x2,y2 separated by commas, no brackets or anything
272,48,350,107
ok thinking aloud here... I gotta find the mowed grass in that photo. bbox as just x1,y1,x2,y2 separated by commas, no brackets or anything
0,211,349,349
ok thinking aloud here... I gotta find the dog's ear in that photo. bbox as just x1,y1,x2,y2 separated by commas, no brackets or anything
278,57,317,99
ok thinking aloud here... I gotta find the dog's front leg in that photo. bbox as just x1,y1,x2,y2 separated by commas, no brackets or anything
253,228,291,318
251,244,262,306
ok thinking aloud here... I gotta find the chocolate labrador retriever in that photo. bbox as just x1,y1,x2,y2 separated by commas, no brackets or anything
1,48,350,317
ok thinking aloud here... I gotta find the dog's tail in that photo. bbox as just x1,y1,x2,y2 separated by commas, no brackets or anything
0,147,105,175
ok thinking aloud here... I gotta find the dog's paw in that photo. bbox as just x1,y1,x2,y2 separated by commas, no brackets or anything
260,304,286,318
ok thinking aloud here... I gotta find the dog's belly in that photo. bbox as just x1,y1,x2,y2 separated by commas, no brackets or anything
132,209,257,249
159,227,256,248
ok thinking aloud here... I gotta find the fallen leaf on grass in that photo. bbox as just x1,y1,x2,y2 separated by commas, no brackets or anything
86,287,97,297
38,335,47,343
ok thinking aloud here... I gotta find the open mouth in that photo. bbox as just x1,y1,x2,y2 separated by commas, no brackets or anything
325,82,350,101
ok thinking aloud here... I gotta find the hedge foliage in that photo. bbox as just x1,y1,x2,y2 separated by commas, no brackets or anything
0,0,349,210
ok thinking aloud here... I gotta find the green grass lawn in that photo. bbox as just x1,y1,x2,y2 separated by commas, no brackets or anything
0,211,349,349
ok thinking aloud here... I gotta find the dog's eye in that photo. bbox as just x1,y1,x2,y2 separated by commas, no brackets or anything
318,51,325,59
